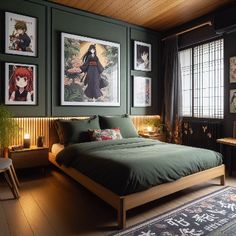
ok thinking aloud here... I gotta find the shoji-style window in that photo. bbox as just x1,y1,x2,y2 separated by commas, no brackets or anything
179,38,224,119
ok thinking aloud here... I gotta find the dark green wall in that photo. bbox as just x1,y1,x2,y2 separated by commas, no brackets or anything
0,0,47,116
0,0,161,117
223,31,236,137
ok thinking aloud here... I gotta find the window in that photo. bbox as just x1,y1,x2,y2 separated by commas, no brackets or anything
179,39,224,119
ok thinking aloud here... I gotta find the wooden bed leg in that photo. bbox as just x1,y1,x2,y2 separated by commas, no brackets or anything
220,165,225,186
220,174,225,186
118,198,126,229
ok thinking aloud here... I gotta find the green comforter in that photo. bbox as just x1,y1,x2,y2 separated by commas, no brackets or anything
56,138,223,195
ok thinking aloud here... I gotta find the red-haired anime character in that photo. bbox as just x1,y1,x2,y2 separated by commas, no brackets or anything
9,66,34,102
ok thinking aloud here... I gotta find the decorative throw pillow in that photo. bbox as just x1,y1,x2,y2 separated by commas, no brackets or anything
54,119,65,144
56,116,100,146
99,115,139,138
90,128,123,141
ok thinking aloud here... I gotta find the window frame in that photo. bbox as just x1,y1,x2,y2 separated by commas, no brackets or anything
179,37,224,120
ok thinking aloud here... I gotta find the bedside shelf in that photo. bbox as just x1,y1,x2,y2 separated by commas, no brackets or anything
139,133,167,142
8,146,49,169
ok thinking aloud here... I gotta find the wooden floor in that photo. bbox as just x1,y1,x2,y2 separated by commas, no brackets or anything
0,166,234,236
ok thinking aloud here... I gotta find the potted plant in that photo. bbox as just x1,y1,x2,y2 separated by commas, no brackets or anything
0,105,18,158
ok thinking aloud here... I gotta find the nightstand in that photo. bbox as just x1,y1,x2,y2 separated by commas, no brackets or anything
8,146,49,169
139,133,167,142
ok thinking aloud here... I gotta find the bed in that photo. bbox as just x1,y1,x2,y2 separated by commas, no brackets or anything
48,117,225,228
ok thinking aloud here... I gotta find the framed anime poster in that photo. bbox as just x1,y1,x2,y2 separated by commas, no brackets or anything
134,41,151,72
133,76,151,107
61,32,120,106
5,12,37,57
230,89,236,113
5,63,37,105
230,56,236,83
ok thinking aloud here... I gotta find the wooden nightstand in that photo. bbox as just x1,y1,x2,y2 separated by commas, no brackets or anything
139,133,167,142
8,146,49,169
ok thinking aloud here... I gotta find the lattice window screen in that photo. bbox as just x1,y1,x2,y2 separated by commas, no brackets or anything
179,38,224,119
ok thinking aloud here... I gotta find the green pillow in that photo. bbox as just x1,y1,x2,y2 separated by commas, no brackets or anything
57,116,100,146
99,115,138,138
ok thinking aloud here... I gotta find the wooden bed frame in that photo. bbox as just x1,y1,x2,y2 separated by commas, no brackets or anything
49,153,225,229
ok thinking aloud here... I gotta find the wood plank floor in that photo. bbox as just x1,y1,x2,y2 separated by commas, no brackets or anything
0,166,235,236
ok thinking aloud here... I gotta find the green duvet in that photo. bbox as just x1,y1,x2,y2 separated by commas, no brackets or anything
56,138,223,195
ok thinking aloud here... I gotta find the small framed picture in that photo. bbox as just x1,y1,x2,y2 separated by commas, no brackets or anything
230,56,236,83
133,76,151,107
5,12,37,57
134,41,151,71
230,89,236,113
5,62,37,105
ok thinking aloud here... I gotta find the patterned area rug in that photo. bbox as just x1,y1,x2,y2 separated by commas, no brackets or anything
110,186,236,236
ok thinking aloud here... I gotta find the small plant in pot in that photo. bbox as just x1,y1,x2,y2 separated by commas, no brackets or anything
0,105,19,158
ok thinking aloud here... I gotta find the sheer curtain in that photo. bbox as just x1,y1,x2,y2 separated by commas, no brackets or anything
163,36,182,143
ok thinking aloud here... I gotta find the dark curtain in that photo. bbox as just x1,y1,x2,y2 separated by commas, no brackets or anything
163,36,182,143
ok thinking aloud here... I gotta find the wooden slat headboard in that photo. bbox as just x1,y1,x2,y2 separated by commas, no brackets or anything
11,115,161,150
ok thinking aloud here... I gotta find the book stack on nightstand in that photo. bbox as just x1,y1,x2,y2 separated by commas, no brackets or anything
139,132,167,142
8,146,49,170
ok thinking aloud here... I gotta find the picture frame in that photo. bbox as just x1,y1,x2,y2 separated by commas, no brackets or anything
61,32,120,106
230,56,236,83
5,62,37,105
230,89,236,113
5,12,37,57
133,76,151,107
134,41,151,72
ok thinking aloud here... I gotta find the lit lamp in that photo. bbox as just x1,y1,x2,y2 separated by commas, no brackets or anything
23,133,30,148
146,126,153,133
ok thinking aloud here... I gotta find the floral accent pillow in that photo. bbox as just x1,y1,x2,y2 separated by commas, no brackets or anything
90,128,123,141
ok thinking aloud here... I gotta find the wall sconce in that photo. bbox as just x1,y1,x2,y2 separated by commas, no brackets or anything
23,133,30,148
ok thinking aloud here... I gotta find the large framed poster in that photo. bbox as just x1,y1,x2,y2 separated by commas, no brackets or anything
61,32,120,106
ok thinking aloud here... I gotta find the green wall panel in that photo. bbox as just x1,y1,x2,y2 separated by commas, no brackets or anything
0,0,47,117
0,0,160,117
130,28,161,115
51,8,127,116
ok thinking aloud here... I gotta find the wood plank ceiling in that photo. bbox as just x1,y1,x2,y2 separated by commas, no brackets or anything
50,0,235,31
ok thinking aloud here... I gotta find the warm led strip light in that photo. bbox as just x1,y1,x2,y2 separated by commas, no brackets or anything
10,115,161,147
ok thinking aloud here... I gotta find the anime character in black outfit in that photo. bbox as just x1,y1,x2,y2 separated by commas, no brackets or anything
80,44,104,99
136,45,149,70
9,21,31,52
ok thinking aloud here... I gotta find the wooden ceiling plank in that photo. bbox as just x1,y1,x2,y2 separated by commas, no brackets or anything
125,0,186,26
50,0,235,31
88,0,115,14
147,0,233,30
96,0,141,18
113,0,157,19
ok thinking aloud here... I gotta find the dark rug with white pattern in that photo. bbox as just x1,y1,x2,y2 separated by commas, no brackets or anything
110,186,236,236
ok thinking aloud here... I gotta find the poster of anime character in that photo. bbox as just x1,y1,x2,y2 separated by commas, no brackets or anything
5,63,37,105
230,56,236,83
5,12,37,56
133,76,151,107
230,89,236,113
61,32,120,106
134,41,151,71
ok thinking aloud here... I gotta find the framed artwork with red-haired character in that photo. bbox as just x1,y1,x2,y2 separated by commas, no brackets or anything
5,62,37,105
